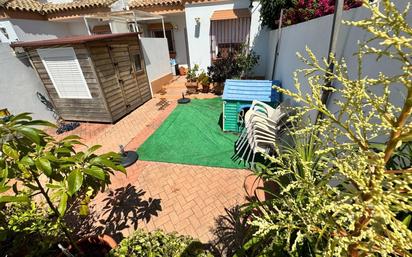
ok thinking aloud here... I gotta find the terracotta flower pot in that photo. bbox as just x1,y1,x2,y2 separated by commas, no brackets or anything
58,235,117,257
186,81,198,94
179,67,187,76
213,82,224,95
201,83,210,93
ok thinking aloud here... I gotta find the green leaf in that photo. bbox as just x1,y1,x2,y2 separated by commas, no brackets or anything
60,135,82,142
402,215,411,227
9,113,32,122
35,157,52,177
12,183,18,194
25,120,56,128
20,156,34,166
91,156,126,173
84,166,106,180
67,169,83,196
0,195,29,203
57,192,68,216
16,127,41,145
79,203,90,216
2,144,19,160
79,197,90,216
85,145,102,157
46,183,62,189
0,185,11,193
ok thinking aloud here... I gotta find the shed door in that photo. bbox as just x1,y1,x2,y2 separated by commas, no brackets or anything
89,45,127,121
108,44,144,110
128,45,151,103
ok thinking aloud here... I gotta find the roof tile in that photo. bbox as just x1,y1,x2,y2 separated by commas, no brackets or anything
129,0,182,8
1,0,117,13
128,0,220,8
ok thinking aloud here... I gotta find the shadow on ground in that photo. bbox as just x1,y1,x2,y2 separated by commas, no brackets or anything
65,184,162,242
209,205,253,257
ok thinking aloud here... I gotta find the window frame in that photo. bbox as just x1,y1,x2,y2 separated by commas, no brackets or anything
151,29,175,52
37,47,92,99
132,53,144,74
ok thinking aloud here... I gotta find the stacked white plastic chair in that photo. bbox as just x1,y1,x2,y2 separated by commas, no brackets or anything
236,100,291,165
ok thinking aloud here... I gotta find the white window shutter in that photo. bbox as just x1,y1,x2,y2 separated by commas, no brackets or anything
37,47,92,99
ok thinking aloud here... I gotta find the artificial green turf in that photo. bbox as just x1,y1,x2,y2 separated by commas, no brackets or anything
137,98,245,169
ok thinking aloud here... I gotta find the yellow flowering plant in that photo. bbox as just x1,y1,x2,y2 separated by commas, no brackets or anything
242,0,412,256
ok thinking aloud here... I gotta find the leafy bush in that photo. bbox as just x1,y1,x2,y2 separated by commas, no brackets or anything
197,71,210,86
260,0,362,29
259,0,294,29
0,202,63,257
186,64,200,82
207,48,260,83
207,53,240,83
109,229,212,257
282,0,362,26
0,113,125,253
241,1,412,256
236,48,260,78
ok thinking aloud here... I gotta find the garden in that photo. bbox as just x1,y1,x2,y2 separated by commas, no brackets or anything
0,0,411,256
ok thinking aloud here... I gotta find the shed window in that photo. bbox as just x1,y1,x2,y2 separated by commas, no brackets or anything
37,47,92,99
133,53,143,72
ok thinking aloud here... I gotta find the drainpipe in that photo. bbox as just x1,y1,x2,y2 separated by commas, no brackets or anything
318,0,344,117
271,8,284,80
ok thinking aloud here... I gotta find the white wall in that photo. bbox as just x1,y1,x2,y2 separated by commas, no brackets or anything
0,44,55,122
9,19,72,41
110,20,129,33
163,13,188,65
265,0,410,114
140,37,171,83
0,20,18,43
67,21,89,35
184,0,266,75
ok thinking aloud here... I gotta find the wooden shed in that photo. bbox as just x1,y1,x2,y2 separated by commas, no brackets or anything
222,80,281,133
12,33,152,123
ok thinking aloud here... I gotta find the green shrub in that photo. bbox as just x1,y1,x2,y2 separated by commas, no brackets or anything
109,229,213,257
0,202,63,257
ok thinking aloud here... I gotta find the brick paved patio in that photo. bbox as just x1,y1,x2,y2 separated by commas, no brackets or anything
57,77,254,244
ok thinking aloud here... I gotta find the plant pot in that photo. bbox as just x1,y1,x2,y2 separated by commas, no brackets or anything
179,67,187,76
57,235,117,257
213,82,224,95
185,81,198,94
201,83,210,93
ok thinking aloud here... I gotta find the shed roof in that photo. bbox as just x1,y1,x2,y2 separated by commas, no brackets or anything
11,32,139,48
222,80,281,103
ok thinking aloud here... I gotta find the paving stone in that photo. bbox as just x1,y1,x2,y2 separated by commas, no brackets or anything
53,77,252,243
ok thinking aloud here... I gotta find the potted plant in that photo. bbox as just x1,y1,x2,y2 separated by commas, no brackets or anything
0,113,125,257
236,46,260,79
197,71,211,93
207,54,240,95
185,64,199,94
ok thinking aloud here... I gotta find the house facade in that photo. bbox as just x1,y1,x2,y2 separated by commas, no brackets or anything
0,0,268,122
0,0,172,122
129,0,266,75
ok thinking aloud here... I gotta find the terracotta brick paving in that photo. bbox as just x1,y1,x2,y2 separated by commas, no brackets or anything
92,161,251,242
56,76,253,244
